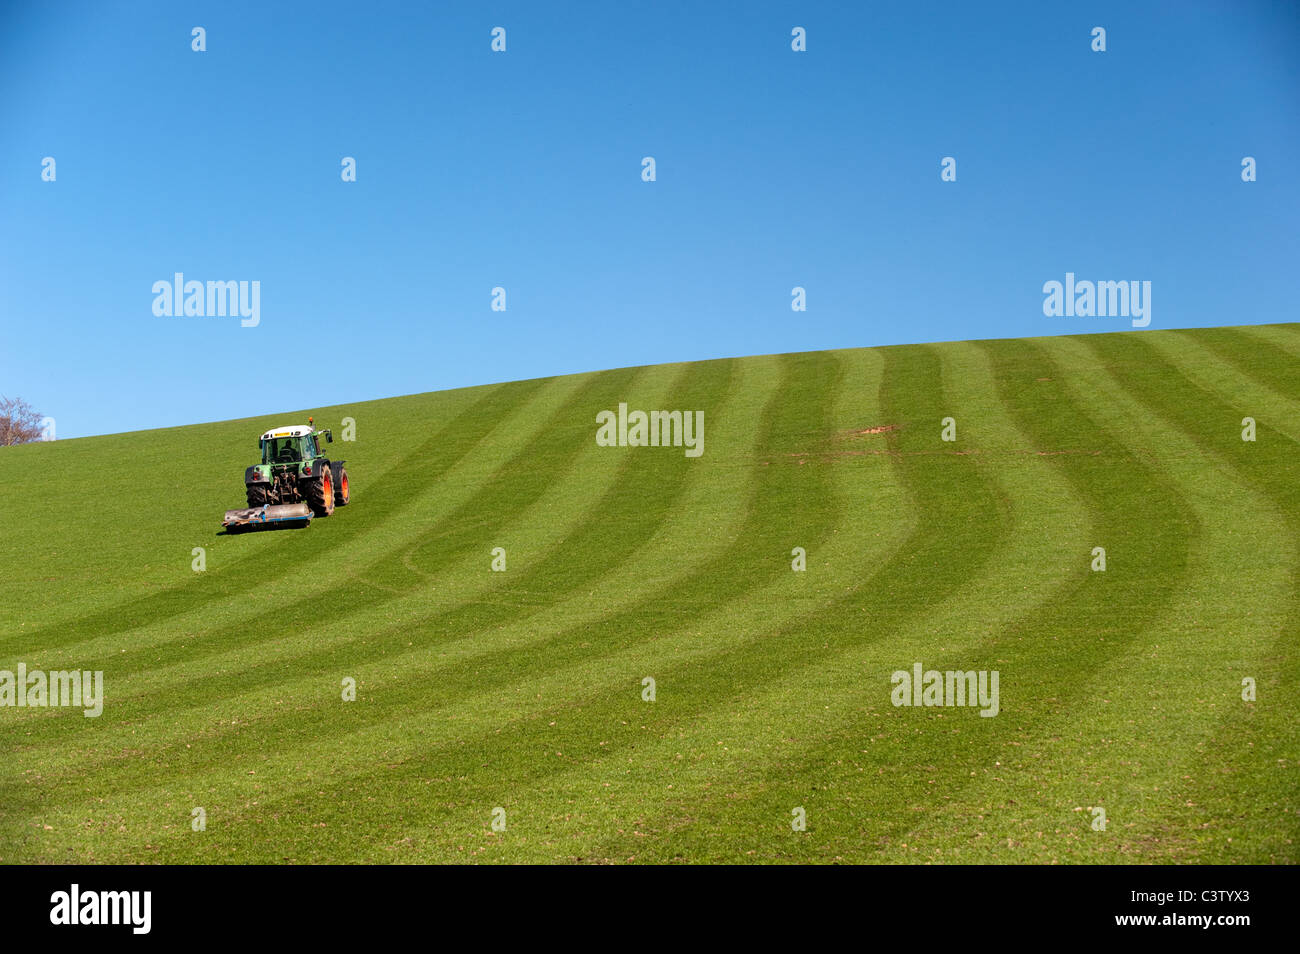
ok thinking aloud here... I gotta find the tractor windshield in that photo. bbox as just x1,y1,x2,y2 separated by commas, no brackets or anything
263,437,304,464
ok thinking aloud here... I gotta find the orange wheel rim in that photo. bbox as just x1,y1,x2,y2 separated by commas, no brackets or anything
341,473,349,498
324,471,333,506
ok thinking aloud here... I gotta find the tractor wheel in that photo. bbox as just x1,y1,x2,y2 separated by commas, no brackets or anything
247,483,270,508
334,465,350,506
307,464,335,517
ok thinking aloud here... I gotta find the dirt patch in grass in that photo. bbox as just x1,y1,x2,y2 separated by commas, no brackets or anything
836,424,899,439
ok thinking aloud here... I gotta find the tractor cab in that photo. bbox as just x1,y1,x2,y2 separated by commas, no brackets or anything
260,425,315,466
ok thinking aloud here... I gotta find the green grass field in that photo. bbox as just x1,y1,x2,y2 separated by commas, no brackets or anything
2,325,1297,864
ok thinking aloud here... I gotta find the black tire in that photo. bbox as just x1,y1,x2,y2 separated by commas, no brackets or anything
306,464,335,517
247,483,270,508
334,464,350,506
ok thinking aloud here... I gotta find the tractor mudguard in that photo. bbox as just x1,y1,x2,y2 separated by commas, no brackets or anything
245,464,271,485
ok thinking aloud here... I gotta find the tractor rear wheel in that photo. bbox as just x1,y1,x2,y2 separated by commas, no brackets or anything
307,465,335,517
247,484,270,508
334,465,350,506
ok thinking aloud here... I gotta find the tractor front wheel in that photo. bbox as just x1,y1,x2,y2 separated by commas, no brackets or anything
307,465,335,517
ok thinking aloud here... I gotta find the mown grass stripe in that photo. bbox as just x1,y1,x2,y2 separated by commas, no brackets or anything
1141,330,1300,445
1169,327,1299,416
1235,322,1300,360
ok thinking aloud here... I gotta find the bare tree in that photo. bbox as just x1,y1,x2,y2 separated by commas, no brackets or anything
0,396,46,446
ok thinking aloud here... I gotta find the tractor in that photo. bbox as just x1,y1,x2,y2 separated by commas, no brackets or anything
221,417,350,530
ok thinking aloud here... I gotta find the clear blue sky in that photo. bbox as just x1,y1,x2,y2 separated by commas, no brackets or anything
2,1,1297,438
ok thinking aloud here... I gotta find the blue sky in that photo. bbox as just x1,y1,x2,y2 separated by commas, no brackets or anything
2,1,1297,438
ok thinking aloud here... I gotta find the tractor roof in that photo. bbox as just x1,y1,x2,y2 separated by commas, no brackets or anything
260,425,313,441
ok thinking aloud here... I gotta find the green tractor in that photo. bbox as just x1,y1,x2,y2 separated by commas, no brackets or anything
221,417,350,530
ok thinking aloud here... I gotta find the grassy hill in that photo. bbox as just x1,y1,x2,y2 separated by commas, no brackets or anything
2,324,1297,864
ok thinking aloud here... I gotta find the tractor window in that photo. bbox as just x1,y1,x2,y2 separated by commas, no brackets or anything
263,437,303,464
